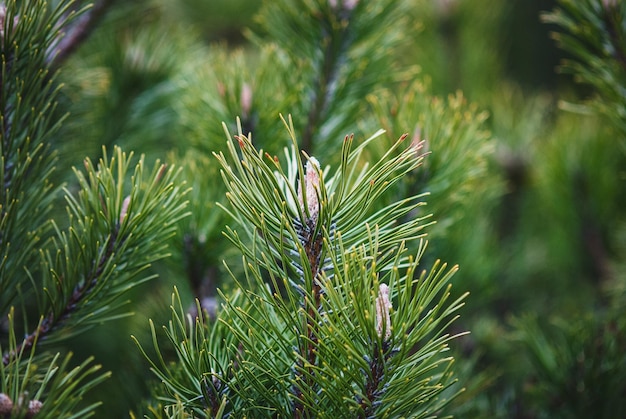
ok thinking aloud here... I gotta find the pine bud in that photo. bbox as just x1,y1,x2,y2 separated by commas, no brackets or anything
241,83,252,118
0,2,19,44
120,195,131,224
344,0,358,10
0,5,18,43
411,125,427,152
0,393,13,414
216,82,226,97
375,284,392,341
0,6,5,42
436,0,458,17
27,399,42,416
602,0,618,10
329,0,358,11
298,157,321,225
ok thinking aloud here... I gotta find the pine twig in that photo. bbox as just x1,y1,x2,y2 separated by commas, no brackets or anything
301,10,354,155
293,218,325,418
361,342,390,417
48,0,116,67
2,225,121,366
602,1,626,70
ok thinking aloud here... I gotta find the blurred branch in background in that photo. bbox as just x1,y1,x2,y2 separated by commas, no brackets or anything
49,0,116,67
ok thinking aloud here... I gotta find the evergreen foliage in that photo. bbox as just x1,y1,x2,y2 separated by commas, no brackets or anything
543,0,626,139
137,123,467,416
1,1,188,417
130,0,486,414
2,0,626,417
480,1,626,417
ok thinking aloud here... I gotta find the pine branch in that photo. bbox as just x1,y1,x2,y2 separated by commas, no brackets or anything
133,287,243,417
602,1,626,70
2,223,119,366
300,5,355,154
135,120,464,416
173,150,230,318
138,116,468,416
0,308,109,418
48,0,116,67
3,147,188,365
368,83,498,240
293,228,326,416
542,0,626,137
360,341,391,417
0,0,79,312
253,0,411,157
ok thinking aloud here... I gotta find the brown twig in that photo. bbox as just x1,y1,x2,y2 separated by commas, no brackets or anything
2,226,120,366
293,219,325,418
48,0,116,67
602,1,626,71
301,13,353,155
360,342,390,417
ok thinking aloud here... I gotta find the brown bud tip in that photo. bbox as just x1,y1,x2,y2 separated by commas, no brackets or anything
241,83,252,117
0,5,19,42
0,393,13,414
298,157,321,224
344,0,359,10
375,283,392,341
216,82,226,97
28,399,43,415
120,195,131,224
329,0,358,11
156,164,168,183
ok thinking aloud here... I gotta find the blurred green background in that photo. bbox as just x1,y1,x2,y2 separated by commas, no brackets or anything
54,0,626,417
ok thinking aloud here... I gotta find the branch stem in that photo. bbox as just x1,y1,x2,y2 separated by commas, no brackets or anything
48,0,115,67
2,225,121,366
294,220,324,417
361,342,389,416
301,15,353,154
603,6,626,71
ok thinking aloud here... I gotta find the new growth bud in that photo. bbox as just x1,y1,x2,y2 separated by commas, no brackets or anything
329,0,359,11
375,284,392,341
344,0,359,10
298,157,321,225
241,83,252,118
0,5,5,43
28,399,43,416
0,4,18,43
120,195,131,224
0,393,13,414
